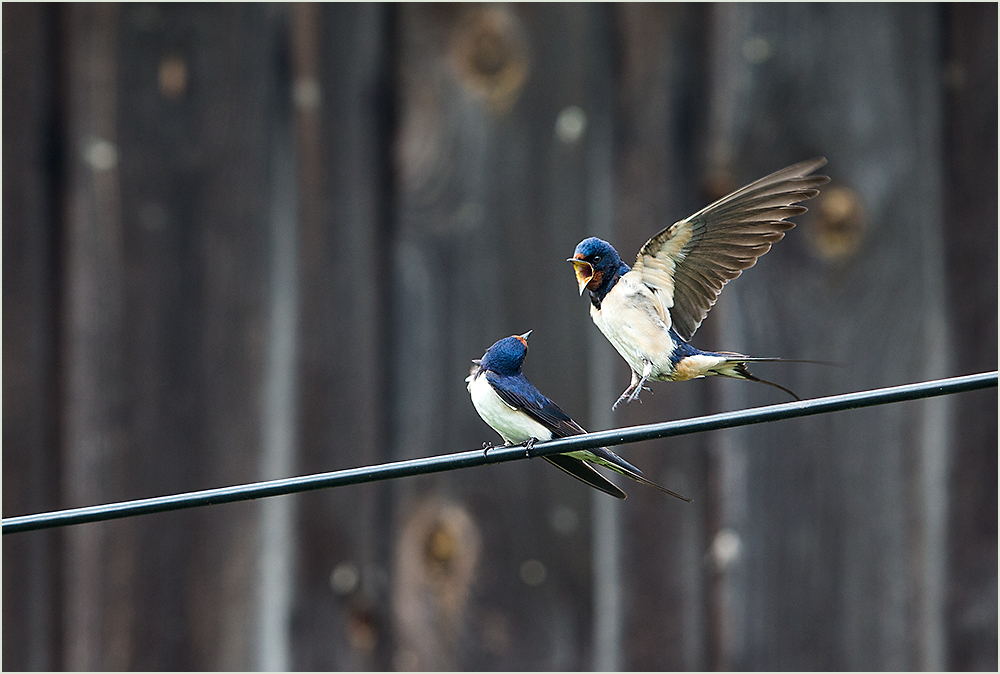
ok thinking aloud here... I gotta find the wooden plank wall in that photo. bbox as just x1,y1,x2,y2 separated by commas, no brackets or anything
3,3,996,671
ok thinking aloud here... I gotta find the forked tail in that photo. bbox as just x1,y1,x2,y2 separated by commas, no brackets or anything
725,361,800,400
711,355,840,401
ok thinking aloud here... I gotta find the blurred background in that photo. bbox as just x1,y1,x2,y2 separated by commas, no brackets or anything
3,3,996,671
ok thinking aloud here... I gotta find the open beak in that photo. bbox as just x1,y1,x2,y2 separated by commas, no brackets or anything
567,258,594,296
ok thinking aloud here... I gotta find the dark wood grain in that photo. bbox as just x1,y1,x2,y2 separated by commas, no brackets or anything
288,3,394,670
59,6,134,669
702,3,959,670
1,4,995,671
55,4,279,669
390,5,615,668
2,4,62,671
611,4,714,671
942,4,998,672
120,5,280,669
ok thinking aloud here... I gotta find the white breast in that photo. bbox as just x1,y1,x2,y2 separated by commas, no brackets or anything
591,273,678,379
468,372,553,445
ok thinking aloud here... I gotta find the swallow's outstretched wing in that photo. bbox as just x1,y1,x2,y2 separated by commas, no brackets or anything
632,158,829,341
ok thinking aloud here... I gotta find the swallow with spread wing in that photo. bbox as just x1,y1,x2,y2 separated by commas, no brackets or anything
467,332,689,501
569,158,830,409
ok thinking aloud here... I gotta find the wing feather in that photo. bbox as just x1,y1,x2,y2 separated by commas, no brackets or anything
486,371,585,439
544,455,627,500
485,375,692,501
633,158,829,341
580,447,692,501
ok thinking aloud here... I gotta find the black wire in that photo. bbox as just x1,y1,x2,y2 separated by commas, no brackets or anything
3,371,996,535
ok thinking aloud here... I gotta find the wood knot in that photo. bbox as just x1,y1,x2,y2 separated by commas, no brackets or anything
394,499,482,669
426,522,458,569
450,7,529,114
348,608,379,653
158,55,187,99
808,185,866,260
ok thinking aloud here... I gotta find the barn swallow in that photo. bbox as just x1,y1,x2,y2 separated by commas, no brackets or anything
569,158,830,409
466,332,689,501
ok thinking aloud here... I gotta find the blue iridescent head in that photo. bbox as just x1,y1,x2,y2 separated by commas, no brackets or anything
478,331,531,376
568,237,627,299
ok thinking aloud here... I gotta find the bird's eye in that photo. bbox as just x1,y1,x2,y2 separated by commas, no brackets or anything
593,255,601,262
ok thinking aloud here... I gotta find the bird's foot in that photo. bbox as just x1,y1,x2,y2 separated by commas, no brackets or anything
612,389,632,411
626,385,647,404
612,383,651,409
481,441,495,458
523,437,538,458
613,364,654,410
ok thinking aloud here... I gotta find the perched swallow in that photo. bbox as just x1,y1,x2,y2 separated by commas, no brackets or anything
467,332,689,501
569,158,830,409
